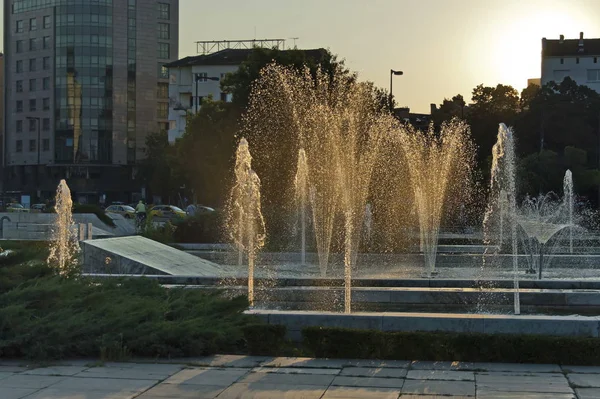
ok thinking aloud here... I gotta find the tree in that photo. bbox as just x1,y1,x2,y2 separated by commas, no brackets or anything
432,94,466,126
138,131,180,202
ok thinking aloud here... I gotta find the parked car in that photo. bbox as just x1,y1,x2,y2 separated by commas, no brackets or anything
105,204,136,219
149,205,186,220
31,204,47,213
185,204,215,216
6,203,29,213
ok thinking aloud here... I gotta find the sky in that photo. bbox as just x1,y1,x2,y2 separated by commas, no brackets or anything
1,0,599,113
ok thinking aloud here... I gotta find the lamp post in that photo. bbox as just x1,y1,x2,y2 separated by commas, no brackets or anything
194,74,220,114
389,69,404,110
26,116,41,201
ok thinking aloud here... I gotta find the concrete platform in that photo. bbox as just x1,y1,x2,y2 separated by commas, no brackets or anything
249,309,600,341
81,236,223,276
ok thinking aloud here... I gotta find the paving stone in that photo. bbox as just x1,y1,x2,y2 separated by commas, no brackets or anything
0,375,65,389
261,357,408,369
406,370,474,381
471,363,562,373
410,361,474,371
0,387,39,399
191,355,270,368
564,365,600,374
576,388,600,399
240,372,335,386
402,379,475,396
0,366,27,373
400,396,473,399
75,364,182,380
164,368,248,385
476,372,572,394
252,366,340,375
567,373,600,388
331,376,405,389
476,390,575,399
23,366,88,376
23,389,141,399
0,372,16,381
49,377,155,393
217,382,326,399
323,386,401,398
340,367,407,378
136,382,227,398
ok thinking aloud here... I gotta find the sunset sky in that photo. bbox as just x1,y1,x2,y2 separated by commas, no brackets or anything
2,0,599,113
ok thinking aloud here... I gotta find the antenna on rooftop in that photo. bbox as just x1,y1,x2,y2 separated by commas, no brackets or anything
289,37,299,49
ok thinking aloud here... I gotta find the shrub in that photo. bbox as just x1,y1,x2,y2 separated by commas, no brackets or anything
72,204,116,228
172,211,224,243
142,219,176,244
243,324,288,355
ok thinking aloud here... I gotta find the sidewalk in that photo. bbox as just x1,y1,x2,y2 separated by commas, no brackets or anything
0,355,595,398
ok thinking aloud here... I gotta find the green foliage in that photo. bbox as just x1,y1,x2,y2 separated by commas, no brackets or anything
242,324,288,356
141,219,176,244
302,327,600,365
0,275,254,360
172,211,224,243
72,204,115,228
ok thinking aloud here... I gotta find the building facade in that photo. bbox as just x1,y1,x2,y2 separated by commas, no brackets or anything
3,0,178,204
541,32,600,92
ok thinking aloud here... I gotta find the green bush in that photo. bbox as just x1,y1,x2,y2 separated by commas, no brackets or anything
73,204,116,228
142,218,176,244
173,211,224,243
0,276,256,360
302,327,600,365
243,324,288,355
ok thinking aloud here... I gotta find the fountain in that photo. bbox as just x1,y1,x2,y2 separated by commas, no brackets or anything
47,179,80,276
295,148,309,266
227,138,266,307
564,170,574,254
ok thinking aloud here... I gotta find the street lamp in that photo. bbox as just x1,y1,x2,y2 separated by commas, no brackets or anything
389,69,404,110
194,74,220,114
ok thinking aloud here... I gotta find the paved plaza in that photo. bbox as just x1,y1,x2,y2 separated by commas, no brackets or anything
1,355,599,398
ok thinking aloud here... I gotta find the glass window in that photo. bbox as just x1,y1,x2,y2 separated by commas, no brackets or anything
43,77,50,90
157,83,168,98
587,69,600,82
43,118,50,131
43,139,50,152
43,57,51,70
157,23,170,39
29,58,36,72
29,99,36,112
158,64,169,79
16,60,23,73
43,36,50,49
29,118,36,132
29,139,36,152
16,140,23,153
43,98,50,111
16,101,23,113
157,102,168,119
16,40,23,53
29,38,36,51
157,3,170,19
29,78,36,91
29,18,37,31
16,80,23,93
43,16,51,29
16,120,23,133
16,20,23,33
157,43,170,59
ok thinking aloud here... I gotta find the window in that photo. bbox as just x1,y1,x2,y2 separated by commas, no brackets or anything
43,57,50,70
43,77,50,90
16,20,24,33
560,58,564,65
43,118,50,131
29,99,36,112
29,38,36,51
43,139,50,152
29,58,36,72
16,101,23,113
158,64,169,79
16,140,23,153
157,43,170,59
29,79,36,92
16,80,23,93
157,3,170,19
43,98,50,111
195,72,208,82
587,69,600,82
43,36,50,49
16,40,23,53
553,70,569,83
43,16,51,29
595,57,598,64
169,120,176,130
576,57,580,64
29,139,36,152
157,23,170,39
16,60,23,73
220,92,228,102
29,18,37,31
157,83,168,98
16,120,23,133
29,118,36,132
157,102,168,119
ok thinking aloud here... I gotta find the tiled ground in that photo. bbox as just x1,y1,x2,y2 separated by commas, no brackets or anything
1,356,597,398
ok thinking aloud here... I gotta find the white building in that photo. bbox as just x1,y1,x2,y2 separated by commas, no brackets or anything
541,32,600,92
164,49,251,143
